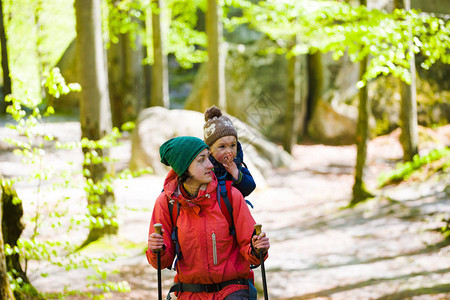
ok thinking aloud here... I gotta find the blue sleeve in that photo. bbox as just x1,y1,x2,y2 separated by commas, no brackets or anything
231,166,256,197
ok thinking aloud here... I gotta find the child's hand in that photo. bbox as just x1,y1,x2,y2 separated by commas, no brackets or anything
223,153,239,180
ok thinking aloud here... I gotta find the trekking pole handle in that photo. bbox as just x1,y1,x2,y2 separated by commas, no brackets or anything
254,224,262,236
154,223,162,235
154,223,163,253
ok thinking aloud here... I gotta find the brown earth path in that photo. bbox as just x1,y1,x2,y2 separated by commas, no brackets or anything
0,121,449,300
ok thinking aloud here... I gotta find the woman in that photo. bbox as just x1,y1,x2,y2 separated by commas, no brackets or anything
147,136,270,299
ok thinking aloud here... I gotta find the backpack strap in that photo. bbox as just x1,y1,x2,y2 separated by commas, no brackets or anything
217,178,235,236
167,196,182,270
167,197,179,227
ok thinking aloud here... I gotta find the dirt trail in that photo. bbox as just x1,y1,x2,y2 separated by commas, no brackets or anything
0,121,449,299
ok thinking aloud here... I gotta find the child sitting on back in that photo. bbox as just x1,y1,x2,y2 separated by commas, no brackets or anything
203,106,256,197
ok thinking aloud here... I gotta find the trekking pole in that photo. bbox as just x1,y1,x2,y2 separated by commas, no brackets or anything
254,224,269,300
154,223,163,300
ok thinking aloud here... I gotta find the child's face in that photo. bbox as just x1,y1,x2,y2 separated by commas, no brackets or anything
210,136,237,165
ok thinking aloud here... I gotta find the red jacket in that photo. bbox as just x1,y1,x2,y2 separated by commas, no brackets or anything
146,170,265,299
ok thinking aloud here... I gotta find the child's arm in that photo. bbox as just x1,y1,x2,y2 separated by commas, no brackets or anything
232,166,256,197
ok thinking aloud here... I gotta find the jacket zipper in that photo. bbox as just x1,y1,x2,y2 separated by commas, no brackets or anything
212,233,218,265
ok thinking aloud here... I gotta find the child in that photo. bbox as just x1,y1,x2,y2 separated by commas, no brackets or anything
147,136,270,299
203,106,256,197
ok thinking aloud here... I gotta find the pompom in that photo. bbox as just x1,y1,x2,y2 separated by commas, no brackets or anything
204,105,222,121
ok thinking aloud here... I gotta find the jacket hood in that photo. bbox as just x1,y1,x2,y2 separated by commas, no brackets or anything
162,169,218,208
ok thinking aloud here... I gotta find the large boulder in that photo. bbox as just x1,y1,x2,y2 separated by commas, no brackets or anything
306,51,360,145
307,100,358,145
129,107,294,188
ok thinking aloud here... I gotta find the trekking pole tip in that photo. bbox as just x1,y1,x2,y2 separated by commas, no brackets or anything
254,224,262,235
154,223,162,235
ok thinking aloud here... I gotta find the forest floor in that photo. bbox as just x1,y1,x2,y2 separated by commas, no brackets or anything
0,120,449,300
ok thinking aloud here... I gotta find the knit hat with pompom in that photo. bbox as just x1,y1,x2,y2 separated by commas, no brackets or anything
203,106,238,146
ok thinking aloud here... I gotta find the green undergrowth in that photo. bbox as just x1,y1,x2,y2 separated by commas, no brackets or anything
80,235,143,256
377,147,449,187
375,147,450,241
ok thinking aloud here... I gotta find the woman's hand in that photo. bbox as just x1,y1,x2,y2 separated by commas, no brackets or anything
252,232,270,254
148,228,165,253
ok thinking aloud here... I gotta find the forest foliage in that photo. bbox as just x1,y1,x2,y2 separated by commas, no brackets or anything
3,66,145,298
4,0,450,103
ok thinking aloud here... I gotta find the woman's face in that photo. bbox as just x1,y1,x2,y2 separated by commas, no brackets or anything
186,148,214,185
209,135,237,165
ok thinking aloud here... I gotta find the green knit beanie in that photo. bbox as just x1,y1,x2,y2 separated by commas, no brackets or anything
159,136,209,176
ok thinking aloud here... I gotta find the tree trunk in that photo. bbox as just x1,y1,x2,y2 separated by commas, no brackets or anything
0,0,12,114
395,0,419,162
305,50,326,144
1,175,39,299
206,0,226,111
108,29,148,128
150,0,169,108
0,180,15,300
351,57,373,206
306,51,323,128
33,0,47,101
400,59,418,161
0,233,14,299
351,0,374,205
75,0,117,247
283,37,302,153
